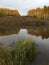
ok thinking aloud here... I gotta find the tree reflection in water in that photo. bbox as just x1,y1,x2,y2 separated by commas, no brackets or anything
28,27,49,39
0,27,49,39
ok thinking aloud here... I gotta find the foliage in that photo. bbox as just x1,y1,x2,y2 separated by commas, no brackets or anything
27,6,49,19
0,8,20,16
12,39,37,65
0,12,5,17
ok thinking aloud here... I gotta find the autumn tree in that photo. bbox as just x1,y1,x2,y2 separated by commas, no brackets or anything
27,6,49,19
0,8,20,16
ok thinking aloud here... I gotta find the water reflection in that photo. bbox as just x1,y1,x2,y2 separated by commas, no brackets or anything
0,29,20,36
0,29,49,45
0,27,49,39
28,27,49,39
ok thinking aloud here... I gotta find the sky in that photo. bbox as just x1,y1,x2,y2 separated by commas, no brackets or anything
0,0,49,15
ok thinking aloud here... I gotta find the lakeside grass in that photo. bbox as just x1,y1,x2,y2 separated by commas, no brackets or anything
0,39,37,65
0,44,13,65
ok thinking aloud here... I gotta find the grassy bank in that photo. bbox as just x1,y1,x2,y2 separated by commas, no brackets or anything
0,16,49,28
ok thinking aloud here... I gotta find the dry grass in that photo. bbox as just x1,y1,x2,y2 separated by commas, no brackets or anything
0,44,13,65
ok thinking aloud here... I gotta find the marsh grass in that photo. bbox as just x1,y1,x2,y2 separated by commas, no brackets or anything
0,44,13,65
0,39,37,65
12,39,37,65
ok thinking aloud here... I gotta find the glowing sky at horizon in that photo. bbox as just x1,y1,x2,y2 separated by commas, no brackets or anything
0,0,49,15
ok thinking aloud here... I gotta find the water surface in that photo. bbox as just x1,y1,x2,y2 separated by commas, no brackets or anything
0,29,49,65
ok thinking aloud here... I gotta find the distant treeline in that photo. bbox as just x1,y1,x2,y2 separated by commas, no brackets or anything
27,5,49,19
0,8,20,16
0,5,49,19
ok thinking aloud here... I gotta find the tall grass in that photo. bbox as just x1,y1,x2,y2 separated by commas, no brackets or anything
12,39,37,65
0,44,13,65
0,39,37,65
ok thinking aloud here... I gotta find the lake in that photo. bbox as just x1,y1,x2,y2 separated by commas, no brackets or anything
0,28,49,65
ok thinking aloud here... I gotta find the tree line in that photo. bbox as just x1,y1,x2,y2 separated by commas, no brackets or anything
0,6,49,19
0,8,20,16
27,6,49,19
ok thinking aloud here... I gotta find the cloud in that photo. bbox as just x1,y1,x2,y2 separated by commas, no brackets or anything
0,0,49,15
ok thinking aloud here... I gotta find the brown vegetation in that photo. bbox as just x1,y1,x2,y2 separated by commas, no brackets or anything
28,6,49,19
0,8,20,16
28,27,49,39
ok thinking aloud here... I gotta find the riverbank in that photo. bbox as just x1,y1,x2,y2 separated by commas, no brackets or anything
0,16,49,29
0,16,49,35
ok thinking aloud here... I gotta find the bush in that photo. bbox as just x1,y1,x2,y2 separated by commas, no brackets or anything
0,44,13,65
0,12,6,17
0,12,4,17
12,39,37,65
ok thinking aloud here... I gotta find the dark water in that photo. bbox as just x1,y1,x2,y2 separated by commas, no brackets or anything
0,28,49,65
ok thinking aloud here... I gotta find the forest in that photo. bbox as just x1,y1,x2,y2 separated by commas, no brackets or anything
28,5,49,19
0,8,20,16
0,5,49,20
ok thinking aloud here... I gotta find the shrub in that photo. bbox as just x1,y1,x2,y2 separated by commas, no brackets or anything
0,12,4,17
0,44,13,65
0,12,6,17
12,39,37,65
